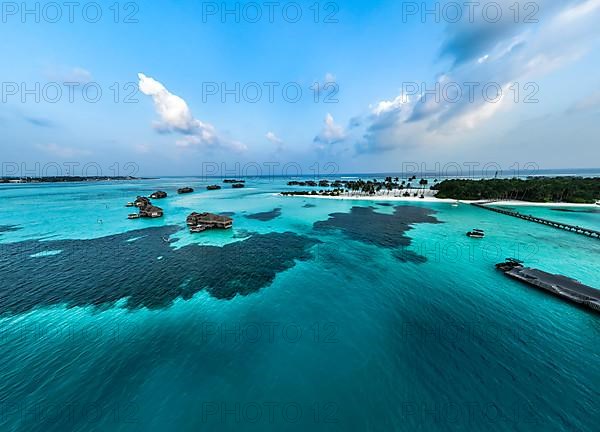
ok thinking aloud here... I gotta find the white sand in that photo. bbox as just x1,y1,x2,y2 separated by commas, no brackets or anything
279,190,600,208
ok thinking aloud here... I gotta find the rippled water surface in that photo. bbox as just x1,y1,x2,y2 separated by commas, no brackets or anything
0,178,599,431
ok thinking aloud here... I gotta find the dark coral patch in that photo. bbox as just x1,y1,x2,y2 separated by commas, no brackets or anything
313,206,440,249
303,203,317,208
0,225,21,234
392,249,428,264
376,202,394,207
0,227,320,316
245,208,282,221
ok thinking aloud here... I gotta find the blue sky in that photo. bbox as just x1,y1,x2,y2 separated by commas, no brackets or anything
1,0,600,176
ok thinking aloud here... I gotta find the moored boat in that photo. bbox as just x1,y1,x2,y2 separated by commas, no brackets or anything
466,228,485,238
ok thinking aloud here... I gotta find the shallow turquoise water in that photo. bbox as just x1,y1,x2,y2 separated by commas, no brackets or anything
0,178,599,431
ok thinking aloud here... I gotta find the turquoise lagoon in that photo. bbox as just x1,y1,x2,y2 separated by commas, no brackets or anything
0,177,599,431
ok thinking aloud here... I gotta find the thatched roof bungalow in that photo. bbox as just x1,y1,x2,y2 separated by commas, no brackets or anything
187,212,233,230
150,191,168,199
140,205,164,218
134,196,151,208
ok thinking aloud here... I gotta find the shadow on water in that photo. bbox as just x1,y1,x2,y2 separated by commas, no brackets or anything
313,206,441,249
0,225,21,234
245,207,282,221
0,226,320,316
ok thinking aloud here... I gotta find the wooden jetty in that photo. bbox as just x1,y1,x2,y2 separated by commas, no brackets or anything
496,259,600,313
472,202,600,239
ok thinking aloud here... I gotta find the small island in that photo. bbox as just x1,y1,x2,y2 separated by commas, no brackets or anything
433,177,600,204
232,183,245,189
207,185,222,190
224,179,245,184
280,176,600,205
0,176,144,184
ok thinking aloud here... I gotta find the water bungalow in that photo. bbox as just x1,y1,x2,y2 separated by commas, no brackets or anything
150,191,168,199
134,196,151,208
187,212,233,232
139,205,164,218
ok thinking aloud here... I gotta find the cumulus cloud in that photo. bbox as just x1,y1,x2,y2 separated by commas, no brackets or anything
313,113,346,151
138,73,246,152
266,131,284,152
354,0,600,153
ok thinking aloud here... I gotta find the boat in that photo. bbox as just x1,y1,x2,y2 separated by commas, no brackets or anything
466,228,485,238
190,225,208,233
128,213,140,219
495,258,524,271
125,202,135,207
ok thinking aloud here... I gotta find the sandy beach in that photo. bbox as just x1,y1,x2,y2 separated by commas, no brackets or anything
280,190,600,208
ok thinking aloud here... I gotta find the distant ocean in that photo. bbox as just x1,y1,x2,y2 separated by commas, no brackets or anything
0,175,599,431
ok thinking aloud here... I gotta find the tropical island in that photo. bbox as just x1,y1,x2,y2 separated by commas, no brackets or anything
281,176,600,205
432,177,600,204
0,176,144,183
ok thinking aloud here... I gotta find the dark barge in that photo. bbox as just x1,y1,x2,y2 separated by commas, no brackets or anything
496,259,600,313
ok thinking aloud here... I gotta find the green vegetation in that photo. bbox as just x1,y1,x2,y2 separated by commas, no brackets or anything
432,177,600,203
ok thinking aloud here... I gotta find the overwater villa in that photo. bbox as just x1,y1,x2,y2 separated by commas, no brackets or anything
127,196,164,219
150,191,168,199
134,196,151,207
207,185,222,190
177,187,194,194
186,212,233,232
139,204,164,218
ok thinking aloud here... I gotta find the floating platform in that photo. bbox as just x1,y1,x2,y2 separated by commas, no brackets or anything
496,259,600,313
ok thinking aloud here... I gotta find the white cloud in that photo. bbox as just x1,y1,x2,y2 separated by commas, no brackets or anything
324,72,336,84
266,131,284,152
355,0,600,153
46,66,92,84
137,73,246,152
314,113,346,150
36,143,92,158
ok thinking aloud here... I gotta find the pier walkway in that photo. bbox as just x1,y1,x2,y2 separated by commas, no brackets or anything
472,202,600,239
496,260,600,313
